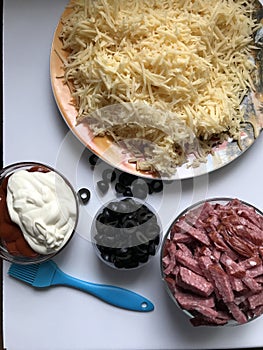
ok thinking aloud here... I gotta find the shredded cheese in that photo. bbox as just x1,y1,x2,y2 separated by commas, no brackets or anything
60,0,259,175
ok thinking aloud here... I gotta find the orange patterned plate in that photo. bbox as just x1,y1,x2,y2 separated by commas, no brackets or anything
50,1,263,180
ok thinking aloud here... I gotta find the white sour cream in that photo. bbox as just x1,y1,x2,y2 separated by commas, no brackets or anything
6,170,77,255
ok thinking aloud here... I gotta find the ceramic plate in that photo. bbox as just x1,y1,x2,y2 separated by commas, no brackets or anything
50,1,263,180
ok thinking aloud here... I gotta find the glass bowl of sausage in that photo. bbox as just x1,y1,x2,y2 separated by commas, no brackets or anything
160,197,263,326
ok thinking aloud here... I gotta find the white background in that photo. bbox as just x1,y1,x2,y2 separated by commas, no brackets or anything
3,0,263,349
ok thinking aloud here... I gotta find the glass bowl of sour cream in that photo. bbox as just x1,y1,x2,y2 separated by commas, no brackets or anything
0,162,79,264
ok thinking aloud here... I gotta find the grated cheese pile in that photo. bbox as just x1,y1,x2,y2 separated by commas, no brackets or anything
59,0,259,176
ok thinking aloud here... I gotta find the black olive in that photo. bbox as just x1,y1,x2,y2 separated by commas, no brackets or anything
95,221,105,235
138,254,149,263
121,257,139,269
93,234,103,243
77,188,91,205
146,182,153,194
116,199,133,213
97,213,106,223
89,154,99,166
102,168,117,183
94,197,160,269
114,259,126,268
118,172,138,186
99,236,117,248
122,218,137,228
96,244,116,255
100,207,113,220
106,218,120,228
145,223,160,240
136,206,154,224
148,241,156,256
100,252,115,263
123,187,133,197
154,235,160,246
97,180,109,194
126,261,139,269
134,244,149,256
135,230,149,245
121,197,138,210
96,244,105,252
115,182,126,194
106,201,119,213
149,180,163,193
103,225,116,237
123,227,138,236
95,214,109,233
131,179,148,199
116,247,129,256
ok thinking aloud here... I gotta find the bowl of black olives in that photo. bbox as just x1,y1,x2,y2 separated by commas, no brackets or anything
91,197,162,269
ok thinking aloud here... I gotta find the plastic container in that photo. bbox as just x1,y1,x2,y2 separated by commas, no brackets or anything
92,197,162,270
0,162,79,265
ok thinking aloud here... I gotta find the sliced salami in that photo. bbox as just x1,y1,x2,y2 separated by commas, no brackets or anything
161,198,263,326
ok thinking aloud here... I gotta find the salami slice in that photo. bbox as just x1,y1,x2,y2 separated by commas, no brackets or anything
177,266,214,297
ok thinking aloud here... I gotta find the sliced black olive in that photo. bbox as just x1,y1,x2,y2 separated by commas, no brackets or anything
122,218,137,228
100,252,115,263
95,221,105,235
96,244,105,252
134,230,149,245
131,179,148,199
118,172,138,186
122,258,139,269
103,225,117,237
98,236,117,248
94,197,160,269
136,206,154,224
93,234,103,244
138,254,149,264
97,180,109,194
105,218,120,228
148,241,156,256
77,188,91,205
89,154,99,166
123,187,133,197
116,199,133,213
114,258,125,268
145,223,161,240
102,168,117,183
106,201,119,213
123,227,138,236
147,182,154,194
116,247,129,256
154,235,160,246
96,213,107,223
115,182,126,194
134,244,149,256
149,180,163,193
96,244,116,255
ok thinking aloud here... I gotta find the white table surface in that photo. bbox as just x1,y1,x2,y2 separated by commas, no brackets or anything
3,0,263,349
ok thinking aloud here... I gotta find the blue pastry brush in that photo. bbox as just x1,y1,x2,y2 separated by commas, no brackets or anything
8,260,154,312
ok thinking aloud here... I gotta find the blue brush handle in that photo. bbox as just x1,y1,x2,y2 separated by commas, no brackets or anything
51,266,154,312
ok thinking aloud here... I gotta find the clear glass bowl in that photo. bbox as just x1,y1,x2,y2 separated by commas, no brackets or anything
0,162,79,265
91,197,162,270
160,197,263,327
